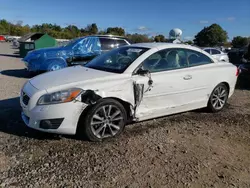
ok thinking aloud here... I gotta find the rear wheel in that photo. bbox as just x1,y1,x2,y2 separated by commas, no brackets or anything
207,83,229,112
49,63,64,71
48,60,66,71
80,99,127,142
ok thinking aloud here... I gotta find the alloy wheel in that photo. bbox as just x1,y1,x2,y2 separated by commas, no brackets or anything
90,105,124,139
211,86,227,110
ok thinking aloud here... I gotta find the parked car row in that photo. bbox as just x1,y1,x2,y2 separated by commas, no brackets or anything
202,47,229,62
20,42,239,141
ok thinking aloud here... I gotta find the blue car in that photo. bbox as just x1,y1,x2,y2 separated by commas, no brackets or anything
23,35,130,72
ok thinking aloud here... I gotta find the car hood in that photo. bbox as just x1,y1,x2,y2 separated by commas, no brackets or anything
31,46,67,54
29,66,117,91
23,46,68,61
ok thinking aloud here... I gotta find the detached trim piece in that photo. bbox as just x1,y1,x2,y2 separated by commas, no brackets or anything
81,90,102,105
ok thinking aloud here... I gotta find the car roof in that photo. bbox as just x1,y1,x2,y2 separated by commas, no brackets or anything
201,47,221,50
129,42,201,51
92,35,128,39
75,35,129,40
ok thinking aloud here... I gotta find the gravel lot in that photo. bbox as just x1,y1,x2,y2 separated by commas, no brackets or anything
0,42,250,188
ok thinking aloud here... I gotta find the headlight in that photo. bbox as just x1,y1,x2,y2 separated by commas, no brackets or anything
37,88,83,105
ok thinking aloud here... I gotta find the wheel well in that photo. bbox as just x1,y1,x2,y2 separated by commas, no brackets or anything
47,58,67,66
221,82,230,93
78,97,133,125
105,97,133,122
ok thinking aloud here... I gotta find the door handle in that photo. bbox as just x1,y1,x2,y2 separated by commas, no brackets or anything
183,75,192,80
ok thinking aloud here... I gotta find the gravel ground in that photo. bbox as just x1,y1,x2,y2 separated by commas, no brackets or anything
0,42,250,188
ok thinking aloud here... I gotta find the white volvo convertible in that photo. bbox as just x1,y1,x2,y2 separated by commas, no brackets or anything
20,43,239,141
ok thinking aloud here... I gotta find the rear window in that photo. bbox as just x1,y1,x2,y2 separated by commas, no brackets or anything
211,49,221,55
204,49,211,54
116,39,128,47
99,38,117,51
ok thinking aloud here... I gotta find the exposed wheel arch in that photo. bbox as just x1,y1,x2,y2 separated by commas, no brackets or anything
78,96,133,129
103,97,134,123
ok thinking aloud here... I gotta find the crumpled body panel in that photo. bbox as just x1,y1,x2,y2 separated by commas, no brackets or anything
22,37,102,72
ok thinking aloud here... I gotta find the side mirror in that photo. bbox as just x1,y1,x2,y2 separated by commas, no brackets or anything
137,68,150,76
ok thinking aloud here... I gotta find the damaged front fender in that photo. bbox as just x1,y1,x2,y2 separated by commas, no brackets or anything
79,76,153,120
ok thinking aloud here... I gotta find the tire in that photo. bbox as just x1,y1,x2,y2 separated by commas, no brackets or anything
48,61,66,71
207,83,229,113
80,99,127,142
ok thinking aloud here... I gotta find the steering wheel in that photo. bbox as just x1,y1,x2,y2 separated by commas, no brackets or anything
117,56,133,65
188,53,200,64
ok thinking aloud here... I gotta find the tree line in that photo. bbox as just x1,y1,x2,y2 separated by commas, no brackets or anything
0,19,157,43
0,19,249,47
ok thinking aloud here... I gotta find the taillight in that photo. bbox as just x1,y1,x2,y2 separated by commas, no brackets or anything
236,67,240,76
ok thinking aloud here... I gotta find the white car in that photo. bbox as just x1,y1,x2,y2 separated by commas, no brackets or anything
203,47,229,62
20,43,239,141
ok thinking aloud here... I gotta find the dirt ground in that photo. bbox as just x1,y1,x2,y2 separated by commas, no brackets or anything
0,42,250,188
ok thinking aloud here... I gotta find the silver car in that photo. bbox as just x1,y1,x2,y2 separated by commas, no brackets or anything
203,47,229,62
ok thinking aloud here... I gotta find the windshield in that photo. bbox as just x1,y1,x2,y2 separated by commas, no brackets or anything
85,46,149,73
64,38,83,47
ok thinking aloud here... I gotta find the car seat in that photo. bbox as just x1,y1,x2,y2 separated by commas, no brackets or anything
165,50,181,68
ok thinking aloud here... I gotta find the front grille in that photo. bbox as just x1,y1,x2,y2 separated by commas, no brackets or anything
22,92,30,106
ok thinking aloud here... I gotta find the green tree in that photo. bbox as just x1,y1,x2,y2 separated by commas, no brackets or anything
231,36,249,48
86,23,98,35
107,27,125,36
154,34,166,42
185,40,193,45
194,24,228,47
0,19,10,34
127,33,151,43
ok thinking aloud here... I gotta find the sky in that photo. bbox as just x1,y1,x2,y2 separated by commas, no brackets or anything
0,0,250,40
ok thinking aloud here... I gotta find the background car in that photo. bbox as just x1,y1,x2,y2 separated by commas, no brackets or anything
22,35,130,73
20,43,238,141
239,63,250,75
202,47,229,62
12,38,19,48
0,35,5,42
228,47,248,65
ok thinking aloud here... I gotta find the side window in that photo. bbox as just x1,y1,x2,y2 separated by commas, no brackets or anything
141,49,188,73
99,38,116,51
204,49,211,54
73,37,101,55
186,49,213,66
116,39,128,47
211,49,221,55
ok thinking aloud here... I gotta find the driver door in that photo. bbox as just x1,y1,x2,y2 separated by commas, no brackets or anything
131,48,194,120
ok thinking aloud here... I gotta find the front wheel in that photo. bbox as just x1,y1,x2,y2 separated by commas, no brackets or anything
80,99,127,142
207,83,229,112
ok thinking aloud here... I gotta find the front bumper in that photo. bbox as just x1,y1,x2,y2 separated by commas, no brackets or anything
23,60,42,72
21,100,87,135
